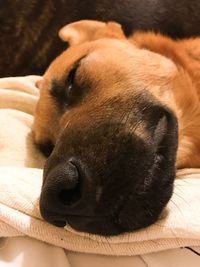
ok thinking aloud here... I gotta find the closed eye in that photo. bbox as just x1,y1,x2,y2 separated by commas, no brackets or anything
67,58,82,94
50,55,86,107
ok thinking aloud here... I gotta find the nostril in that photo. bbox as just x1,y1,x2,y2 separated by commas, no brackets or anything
59,185,81,206
58,160,82,206
41,158,83,218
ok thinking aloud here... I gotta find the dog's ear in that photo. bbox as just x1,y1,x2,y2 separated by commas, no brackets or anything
58,20,125,46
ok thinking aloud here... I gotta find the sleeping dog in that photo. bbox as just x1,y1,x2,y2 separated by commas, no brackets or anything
34,20,200,236
2,0,200,77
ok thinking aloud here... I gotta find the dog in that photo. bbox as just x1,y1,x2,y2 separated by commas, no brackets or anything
33,20,200,236
2,0,200,77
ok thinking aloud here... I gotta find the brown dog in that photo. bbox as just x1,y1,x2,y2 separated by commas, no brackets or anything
34,21,200,236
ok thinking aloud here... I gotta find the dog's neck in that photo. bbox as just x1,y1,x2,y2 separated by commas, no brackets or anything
172,71,200,168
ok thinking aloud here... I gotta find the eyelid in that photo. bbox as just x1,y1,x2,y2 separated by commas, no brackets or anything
67,60,81,86
67,55,87,85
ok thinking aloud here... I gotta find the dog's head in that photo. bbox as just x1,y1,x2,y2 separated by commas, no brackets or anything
34,21,178,235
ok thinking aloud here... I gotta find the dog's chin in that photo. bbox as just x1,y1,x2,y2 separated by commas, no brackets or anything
66,218,148,236
40,174,174,236
50,202,167,236
66,216,122,236
49,182,173,236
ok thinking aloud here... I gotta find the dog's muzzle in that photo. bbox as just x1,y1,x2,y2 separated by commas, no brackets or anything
39,104,178,236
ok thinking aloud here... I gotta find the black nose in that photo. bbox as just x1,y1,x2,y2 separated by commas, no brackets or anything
40,159,82,226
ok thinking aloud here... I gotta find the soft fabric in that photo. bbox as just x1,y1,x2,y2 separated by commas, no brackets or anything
0,76,200,256
1,237,200,267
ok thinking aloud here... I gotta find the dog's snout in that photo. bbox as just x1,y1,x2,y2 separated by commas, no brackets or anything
39,100,178,235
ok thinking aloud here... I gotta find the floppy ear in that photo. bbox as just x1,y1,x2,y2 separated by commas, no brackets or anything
58,20,125,46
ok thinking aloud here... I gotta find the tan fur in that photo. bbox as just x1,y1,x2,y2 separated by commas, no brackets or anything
59,20,126,45
34,20,200,169
130,32,200,168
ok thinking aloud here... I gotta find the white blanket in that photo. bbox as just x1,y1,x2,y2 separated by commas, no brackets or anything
0,76,200,256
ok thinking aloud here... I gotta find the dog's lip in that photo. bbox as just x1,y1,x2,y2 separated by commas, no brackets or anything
45,212,111,221
50,220,66,227
43,212,112,228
